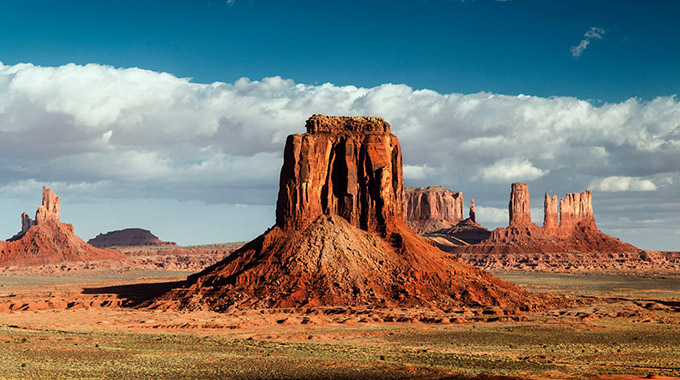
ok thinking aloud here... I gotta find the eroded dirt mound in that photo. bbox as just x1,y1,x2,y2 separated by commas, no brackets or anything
88,228,177,248
149,216,559,311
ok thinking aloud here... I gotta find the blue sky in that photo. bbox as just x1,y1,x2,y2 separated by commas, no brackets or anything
0,0,679,249
2,0,679,101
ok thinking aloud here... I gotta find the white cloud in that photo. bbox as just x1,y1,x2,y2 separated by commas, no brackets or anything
475,206,508,224
588,176,657,192
0,61,678,210
571,26,605,58
479,158,549,183
403,164,440,180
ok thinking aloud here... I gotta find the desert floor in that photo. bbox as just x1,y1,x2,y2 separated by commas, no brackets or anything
0,268,678,380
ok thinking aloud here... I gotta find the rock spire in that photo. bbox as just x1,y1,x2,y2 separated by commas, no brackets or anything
508,183,531,227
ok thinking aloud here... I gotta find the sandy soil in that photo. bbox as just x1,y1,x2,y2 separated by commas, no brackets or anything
0,268,679,379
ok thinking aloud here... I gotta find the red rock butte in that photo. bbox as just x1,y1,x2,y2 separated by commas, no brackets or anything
405,186,465,234
150,115,559,311
445,183,650,271
0,187,123,266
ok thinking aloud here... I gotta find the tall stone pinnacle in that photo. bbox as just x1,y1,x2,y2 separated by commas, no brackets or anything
469,199,476,223
543,193,559,231
508,183,531,227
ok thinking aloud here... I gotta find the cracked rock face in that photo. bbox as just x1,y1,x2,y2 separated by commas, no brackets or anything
405,186,465,234
509,183,531,227
276,114,404,237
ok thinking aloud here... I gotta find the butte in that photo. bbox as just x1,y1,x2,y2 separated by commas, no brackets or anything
150,115,559,311
0,187,123,266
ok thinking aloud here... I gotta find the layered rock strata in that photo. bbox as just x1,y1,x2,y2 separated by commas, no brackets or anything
405,186,465,234
150,115,557,311
1,187,123,266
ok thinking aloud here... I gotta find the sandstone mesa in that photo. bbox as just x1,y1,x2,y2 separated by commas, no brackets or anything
88,228,178,249
149,115,560,311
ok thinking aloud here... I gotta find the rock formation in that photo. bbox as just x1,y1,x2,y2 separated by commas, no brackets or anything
88,228,178,248
508,183,531,227
445,183,642,271
150,115,557,311
405,186,465,234
469,199,476,223
276,115,403,236
543,193,559,233
0,187,123,266
557,191,596,231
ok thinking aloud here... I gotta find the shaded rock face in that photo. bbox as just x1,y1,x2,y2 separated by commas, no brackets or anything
509,183,531,227
149,115,557,311
1,187,123,266
405,186,464,234
276,115,404,237
88,228,177,248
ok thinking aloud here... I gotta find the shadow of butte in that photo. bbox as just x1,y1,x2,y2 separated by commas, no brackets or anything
82,280,188,307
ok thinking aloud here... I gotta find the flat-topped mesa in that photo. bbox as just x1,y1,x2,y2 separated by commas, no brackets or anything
35,186,60,224
543,193,559,231
559,190,596,230
405,186,465,234
508,183,531,227
276,114,403,236
305,114,390,135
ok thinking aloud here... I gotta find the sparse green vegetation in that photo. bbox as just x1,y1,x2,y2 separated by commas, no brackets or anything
0,271,678,379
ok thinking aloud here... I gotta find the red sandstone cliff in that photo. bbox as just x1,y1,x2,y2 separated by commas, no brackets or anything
0,187,123,266
149,115,557,311
405,186,465,234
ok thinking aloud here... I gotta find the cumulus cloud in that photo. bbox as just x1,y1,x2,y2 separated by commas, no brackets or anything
571,27,605,58
0,61,679,213
588,176,658,192
479,158,549,183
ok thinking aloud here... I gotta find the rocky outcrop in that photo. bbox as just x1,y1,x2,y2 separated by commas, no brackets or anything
469,199,476,223
509,183,531,227
88,228,178,248
149,115,559,311
1,187,123,266
405,186,464,234
446,183,641,272
21,212,35,235
276,115,404,236
557,191,596,231
543,193,559,232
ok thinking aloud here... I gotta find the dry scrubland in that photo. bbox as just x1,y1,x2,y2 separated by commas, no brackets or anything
0,270,678,380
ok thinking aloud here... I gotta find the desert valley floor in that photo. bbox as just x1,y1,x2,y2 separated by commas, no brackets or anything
0,257,679,380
